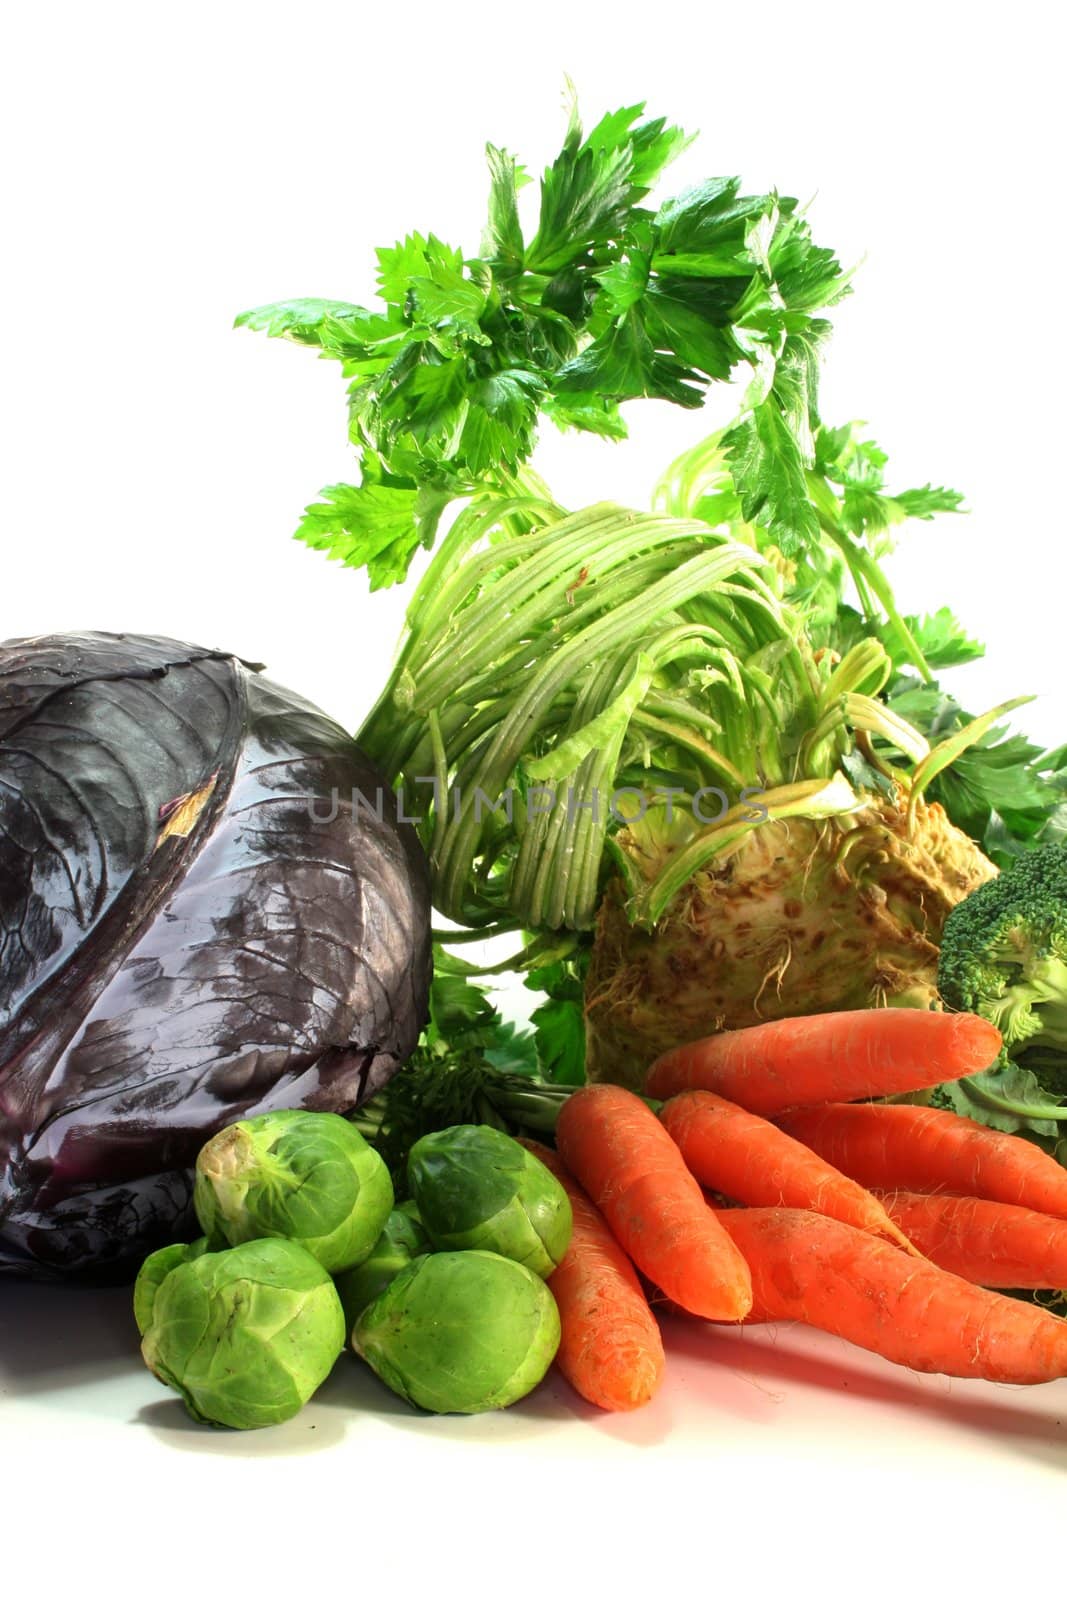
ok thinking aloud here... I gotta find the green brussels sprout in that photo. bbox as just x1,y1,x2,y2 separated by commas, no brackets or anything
194,1109,393,1273
334,1201,431,1335
408,1125,572,1276
353,1250,561,1414
140,1237,345,1429
133,1236,211,1336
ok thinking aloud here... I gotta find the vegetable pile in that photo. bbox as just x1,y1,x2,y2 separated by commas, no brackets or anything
8,89,1067,1436
136,89,1067,1430
138,1109,568,1424
239,90,1064,1103
136,1007,1067,1428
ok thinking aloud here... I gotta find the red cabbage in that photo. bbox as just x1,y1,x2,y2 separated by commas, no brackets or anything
0,632,431,1279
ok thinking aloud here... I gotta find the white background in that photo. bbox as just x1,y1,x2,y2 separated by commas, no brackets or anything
2,3,1065,1595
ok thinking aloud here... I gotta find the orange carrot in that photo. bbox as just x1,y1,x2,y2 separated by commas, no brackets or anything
779,1102,1067,1220
880,1191,1067,1289
518,1138,665,1411
718,1206,1067,1383
645,1009,1002,1114
659,1089,919,1253
555,1084,753,1322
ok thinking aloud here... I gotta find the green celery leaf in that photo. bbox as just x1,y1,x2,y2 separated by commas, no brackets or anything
242,95,854,585
894,484,965,518
470,367,546,429
888,677,1063,863
652,178,765,277
379,355,469,449
458,402,527,476
628,117,692,190
822,429,888,489
841,744,899,800
769,207,849,314
458,368,544,474
406,265,487,329
376,233,465,305
900,608,985,670
941,736,1063,854
985,807,1067,861
643,279,742,381
813,422,964,557
524,951,589,1085
647,355,707,407
813,422,853,473
888,680,970,741
482,144,527,273
426,949,501,1043
527,108,638,275
843,481,964,545
723,399,819,552
597,253,651,316
584,102,690,191
484,1021,540,1077
542,393,628,439
934,1061,1067,1139
555,310,654,398
234,297,368,343
530,993,587,1085
295,478,447,589
771,324,830,456
527,99,688,276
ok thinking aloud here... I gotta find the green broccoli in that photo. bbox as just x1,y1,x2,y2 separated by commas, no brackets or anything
938,841,1067,1060
937,844,1067,1313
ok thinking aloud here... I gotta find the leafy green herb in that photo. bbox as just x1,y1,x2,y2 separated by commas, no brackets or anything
932,1062,1067,1140
239,97,846,586
892,609,985,671
350,944,569,1184
524,951,590,1085
889,681,1065,864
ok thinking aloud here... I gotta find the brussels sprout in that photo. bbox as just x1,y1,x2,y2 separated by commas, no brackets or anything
408,1125,572,1276
140,1237,345,1429
334,1201,430,1335
133,1236,211,1336
353,1250,560,1413
194,1109,393,1273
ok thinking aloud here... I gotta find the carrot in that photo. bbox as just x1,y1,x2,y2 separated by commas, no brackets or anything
879,1191,1067,1290
659,1089,919,1254
778,1102,1067,1220
645,1009,1002,1115
717,1206,1067,1383
517,1138,665,1411
555,1084,753,1322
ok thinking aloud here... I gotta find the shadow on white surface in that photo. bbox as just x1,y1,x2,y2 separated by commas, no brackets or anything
136,1397,350,1455
0,1280,136,1393
665,1317,1067,1470
5,1278,1067,1469
136,1319,683,1452
312,1345,678,1447
0,1275,670,1449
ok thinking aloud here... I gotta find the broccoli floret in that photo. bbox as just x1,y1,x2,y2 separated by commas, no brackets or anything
938,841,1067,1059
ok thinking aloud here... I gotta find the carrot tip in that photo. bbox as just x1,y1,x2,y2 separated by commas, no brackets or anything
883,1222,925,1258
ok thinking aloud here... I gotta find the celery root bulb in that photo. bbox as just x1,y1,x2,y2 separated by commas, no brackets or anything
584,796,997,1092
